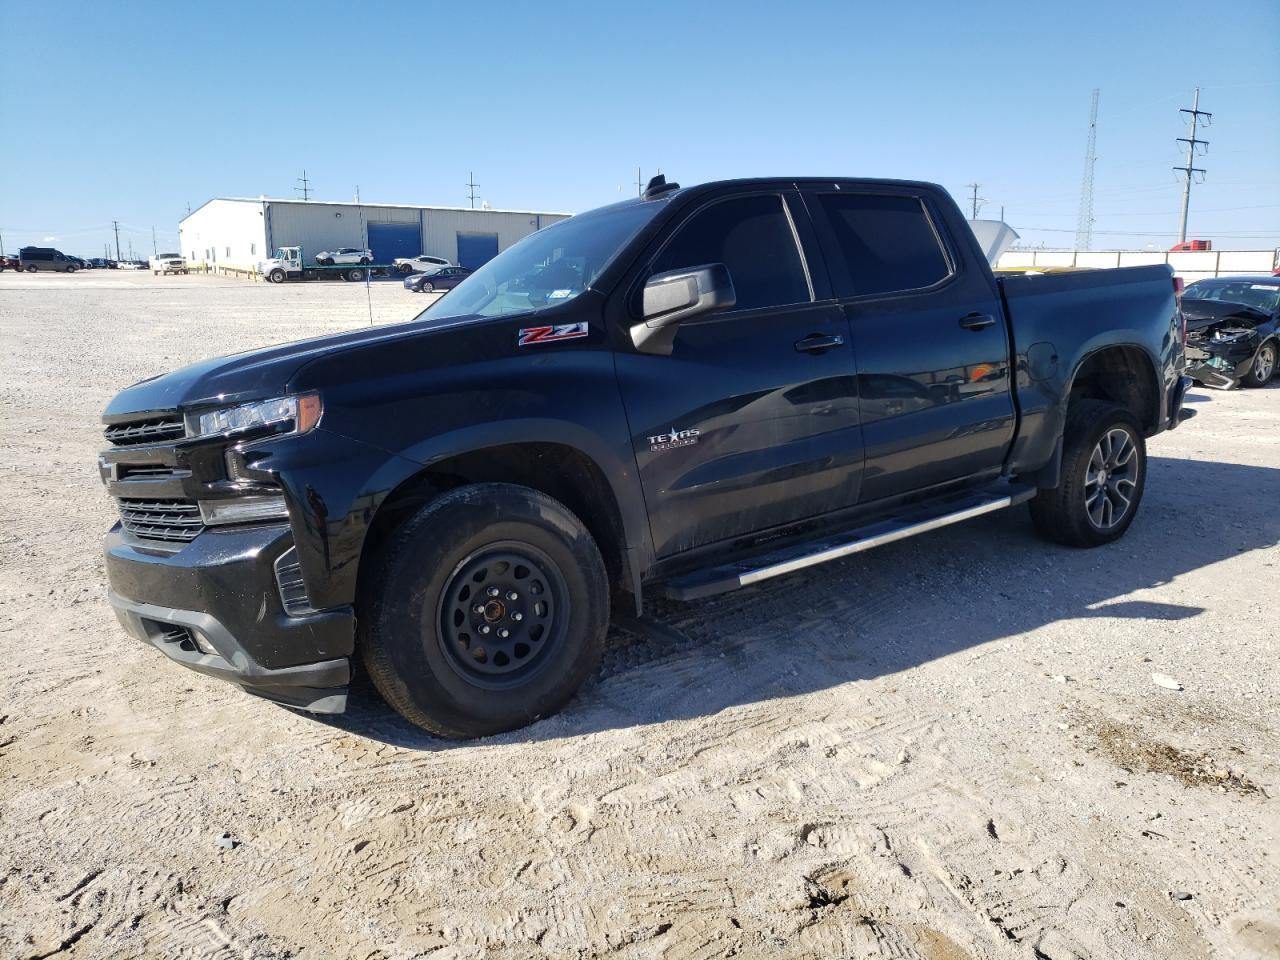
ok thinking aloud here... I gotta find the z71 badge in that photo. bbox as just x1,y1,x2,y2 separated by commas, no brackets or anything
518,322,589,347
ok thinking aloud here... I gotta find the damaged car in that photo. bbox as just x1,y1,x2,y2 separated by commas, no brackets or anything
1182,276,1280,388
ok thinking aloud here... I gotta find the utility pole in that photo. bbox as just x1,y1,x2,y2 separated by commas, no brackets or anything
295,170,312,201
354,185,360,203
151,226,158,257
0,229,5,257
112,221,121,261
964,183,985,219
1075,88,1100,251
636,167,643,197
1174,87,1210,244
466,172,479,209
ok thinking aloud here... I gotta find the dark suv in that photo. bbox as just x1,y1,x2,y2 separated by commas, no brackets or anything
19,246,80,272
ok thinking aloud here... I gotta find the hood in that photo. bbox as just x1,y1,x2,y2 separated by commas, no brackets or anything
103,314,485,419
1181,298,1268,333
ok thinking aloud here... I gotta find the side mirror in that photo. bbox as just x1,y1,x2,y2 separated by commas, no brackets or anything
631,263,736,355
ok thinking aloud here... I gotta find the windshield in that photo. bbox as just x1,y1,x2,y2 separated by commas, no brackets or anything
420,202,661,321
1185,280,1280,313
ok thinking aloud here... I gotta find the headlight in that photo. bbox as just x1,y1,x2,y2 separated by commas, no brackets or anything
196,393,322,438
199,494,290,526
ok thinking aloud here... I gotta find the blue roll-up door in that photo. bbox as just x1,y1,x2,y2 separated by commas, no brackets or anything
367,222,420,265
457,232,499,270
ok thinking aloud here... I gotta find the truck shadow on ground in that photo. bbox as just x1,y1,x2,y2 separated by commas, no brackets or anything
319,454,1280,750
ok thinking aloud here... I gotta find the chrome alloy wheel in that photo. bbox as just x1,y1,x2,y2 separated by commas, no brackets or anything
1254,343,1275,384
1085,426,1140,530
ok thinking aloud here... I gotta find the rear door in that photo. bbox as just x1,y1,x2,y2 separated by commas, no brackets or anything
802,186,1015,502
613,188,864,559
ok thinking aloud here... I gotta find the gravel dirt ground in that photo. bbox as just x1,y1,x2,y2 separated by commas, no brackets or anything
1,270,1277,960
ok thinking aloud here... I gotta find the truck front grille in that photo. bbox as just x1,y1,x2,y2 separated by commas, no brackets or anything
118,498,205,542
104,416,185,446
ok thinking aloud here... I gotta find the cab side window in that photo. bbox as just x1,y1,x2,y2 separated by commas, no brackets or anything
653,194,810,312
816,193,952,297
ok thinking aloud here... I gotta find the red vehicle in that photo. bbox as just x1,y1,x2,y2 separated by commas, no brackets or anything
0,254,17,272
1169,240,1212,252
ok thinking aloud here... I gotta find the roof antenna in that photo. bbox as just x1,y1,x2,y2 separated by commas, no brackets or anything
642,174,679,200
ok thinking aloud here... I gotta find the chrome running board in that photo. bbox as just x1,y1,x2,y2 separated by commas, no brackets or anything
658,483,1036,601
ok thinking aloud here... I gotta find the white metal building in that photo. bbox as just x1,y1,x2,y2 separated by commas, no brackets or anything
178,197,571,271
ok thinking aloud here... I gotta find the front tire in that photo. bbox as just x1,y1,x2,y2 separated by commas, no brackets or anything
1029,399,1146,548
1241,341,1276,388
268,268,286,284
359,483,609,738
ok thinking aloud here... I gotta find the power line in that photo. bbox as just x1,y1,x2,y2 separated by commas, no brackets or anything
466,172,480,209
1075,89,1100,251
1013,225,1276,238
1174,87,1211,243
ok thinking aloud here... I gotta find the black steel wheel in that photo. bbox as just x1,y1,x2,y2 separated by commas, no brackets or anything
360,483,609,738
1030,399,1146,547
438,543,568,687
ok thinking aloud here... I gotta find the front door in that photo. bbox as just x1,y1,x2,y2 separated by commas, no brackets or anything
614,190,864,559
802,186,1016,502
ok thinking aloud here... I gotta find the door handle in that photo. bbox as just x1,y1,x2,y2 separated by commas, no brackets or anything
794,333,845,354
958,312,997,331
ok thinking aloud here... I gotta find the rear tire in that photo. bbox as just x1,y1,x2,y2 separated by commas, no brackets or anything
360,483,609,738
26,264,36,272
346,268,364,281
1030,399,1146,548
359,256,370,265
1241,341,1276,388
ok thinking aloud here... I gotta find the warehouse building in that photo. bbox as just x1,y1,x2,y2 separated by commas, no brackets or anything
178,197,571,272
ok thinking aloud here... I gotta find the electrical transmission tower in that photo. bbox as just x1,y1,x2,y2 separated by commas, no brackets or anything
466,172,480,209
295,170,312,200
1174,88,1210,244
1075,88,1100,250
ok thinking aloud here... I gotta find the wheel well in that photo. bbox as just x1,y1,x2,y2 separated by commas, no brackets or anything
358,442,631,610
1068,346,1159,433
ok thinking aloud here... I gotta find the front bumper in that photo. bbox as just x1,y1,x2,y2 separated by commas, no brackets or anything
105,522,353,713
1185,342,1257,389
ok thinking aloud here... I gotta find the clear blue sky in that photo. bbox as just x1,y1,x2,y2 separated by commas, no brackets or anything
2,0,1277,257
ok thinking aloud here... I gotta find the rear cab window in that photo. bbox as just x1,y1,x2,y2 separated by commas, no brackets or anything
810,192,954,299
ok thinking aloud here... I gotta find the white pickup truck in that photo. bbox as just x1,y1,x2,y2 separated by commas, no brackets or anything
149,253,189,276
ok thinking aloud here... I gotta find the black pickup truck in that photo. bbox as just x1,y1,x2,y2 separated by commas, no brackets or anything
99,176,1190,737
